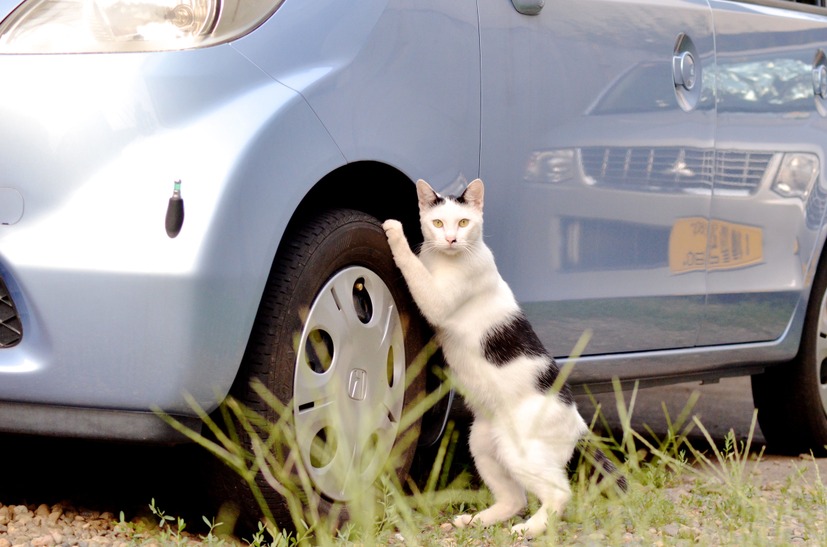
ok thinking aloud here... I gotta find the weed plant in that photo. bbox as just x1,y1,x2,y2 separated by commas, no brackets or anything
147,341,827,546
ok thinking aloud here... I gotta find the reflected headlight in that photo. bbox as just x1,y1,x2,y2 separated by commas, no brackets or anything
525,149,579,184
0,0,284,53
771,152,820,199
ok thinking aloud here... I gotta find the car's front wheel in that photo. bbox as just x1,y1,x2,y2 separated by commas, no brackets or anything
752,261,827,456
217,208,428,526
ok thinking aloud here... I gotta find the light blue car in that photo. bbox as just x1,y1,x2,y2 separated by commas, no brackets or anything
1,0,827,522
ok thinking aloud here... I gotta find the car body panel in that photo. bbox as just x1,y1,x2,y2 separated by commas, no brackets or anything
0,0,481,419
477,0,716,357
700,1,827,345
0,0,826,440
230,0,481,184
0,47,348,412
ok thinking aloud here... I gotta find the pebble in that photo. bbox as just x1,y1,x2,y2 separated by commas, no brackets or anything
663,523,680,537
0,501,125,546
0,501,218,546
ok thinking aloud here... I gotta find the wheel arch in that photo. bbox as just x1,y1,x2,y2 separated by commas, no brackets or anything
285,161,422,246
230,161,451,445
783,217,827,361
230,160,423,393
755,209,827,376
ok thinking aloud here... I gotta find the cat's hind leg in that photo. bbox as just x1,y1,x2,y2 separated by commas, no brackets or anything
509,465,571,539
453,418,526,529
502,397,586,538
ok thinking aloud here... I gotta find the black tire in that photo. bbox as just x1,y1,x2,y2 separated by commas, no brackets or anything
752,262,827,456
213,208,428,527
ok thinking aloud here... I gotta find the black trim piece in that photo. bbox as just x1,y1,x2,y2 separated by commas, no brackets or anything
0,402,201,443
732,0,826,15
0,275,22,348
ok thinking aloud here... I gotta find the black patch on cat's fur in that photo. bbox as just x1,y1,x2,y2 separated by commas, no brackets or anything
482,313,574,403
429,194,446,207
436,194,464,205
482,313,546,365
536,357,574,404
424,189,465,207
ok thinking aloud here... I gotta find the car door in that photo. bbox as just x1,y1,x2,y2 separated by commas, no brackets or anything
477,0,716,357
700,1,827,345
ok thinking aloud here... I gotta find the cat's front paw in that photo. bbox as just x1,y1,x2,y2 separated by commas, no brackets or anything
510,518,548,539
452,514,475,529
382,219,407,249
382,219,404,236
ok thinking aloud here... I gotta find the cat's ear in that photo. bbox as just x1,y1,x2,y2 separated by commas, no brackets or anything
461,179,485,212
416,179,441,209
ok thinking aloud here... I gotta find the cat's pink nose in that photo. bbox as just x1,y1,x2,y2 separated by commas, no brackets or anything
446,235,456,244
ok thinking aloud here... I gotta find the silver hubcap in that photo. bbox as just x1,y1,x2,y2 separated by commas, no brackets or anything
293,266,406,501
817,289,827,416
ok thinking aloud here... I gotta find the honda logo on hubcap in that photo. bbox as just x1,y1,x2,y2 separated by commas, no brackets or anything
348,368,367,401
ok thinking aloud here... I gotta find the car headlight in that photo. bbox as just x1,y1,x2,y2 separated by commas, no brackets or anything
771,152,820,199
0,0,284,53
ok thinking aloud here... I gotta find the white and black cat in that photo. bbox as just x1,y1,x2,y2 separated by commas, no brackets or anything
383,179,625,538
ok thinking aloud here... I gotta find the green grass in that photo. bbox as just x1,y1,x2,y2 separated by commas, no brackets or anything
126,378,827,546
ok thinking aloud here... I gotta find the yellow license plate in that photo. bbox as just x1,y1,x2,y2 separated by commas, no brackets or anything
669,217,763,274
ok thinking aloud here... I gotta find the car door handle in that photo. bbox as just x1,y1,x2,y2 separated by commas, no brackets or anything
511,0,544,15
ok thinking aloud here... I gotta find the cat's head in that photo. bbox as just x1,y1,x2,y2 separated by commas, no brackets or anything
416,178,484,255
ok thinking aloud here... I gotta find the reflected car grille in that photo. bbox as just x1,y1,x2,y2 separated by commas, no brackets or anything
0,276,22,348
580,147,773,194
716,150,775,193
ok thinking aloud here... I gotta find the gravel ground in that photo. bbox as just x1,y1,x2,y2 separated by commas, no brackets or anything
1,377,824,545
2,455,825,546
0,456,827,547
0,503,129,546
0,501,222,546
1,460,826,546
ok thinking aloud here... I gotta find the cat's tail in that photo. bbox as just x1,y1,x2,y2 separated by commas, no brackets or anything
587,447,629,493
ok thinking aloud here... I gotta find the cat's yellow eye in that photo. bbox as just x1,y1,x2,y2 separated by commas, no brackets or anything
459,219,470,227
433,219,444,228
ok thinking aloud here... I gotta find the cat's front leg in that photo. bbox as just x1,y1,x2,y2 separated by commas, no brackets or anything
382,219,421,276
382,219,412,260
383,219,448,326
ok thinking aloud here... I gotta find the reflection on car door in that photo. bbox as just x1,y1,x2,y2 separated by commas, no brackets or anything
478,1,715,357
701,1,827,345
